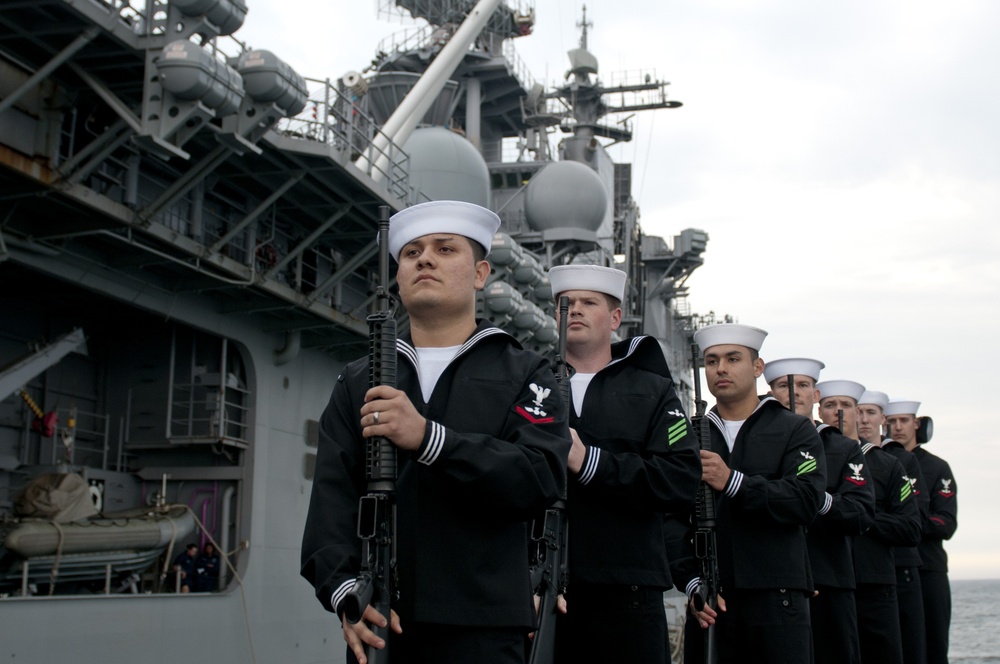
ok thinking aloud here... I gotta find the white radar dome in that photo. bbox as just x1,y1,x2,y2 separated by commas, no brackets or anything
524,161,606,232
403,127,490,207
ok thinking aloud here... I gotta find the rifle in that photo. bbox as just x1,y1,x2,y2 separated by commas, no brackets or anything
528,295,571,664
340,206,398,663
787,373,796,415
837,408,844,432
690,344,721,664
553,295,573,407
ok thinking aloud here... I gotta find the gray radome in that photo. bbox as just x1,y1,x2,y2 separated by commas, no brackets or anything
525,161,606,232
403,127,490,206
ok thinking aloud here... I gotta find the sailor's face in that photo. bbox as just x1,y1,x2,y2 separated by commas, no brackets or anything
557,290,621,351
704,344,763,403
887,413,919,447
396,234,488,314
768,375,819,419
857,404,885,442
819,396,859,438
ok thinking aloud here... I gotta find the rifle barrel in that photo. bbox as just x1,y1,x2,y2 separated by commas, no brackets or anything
787,374,796,415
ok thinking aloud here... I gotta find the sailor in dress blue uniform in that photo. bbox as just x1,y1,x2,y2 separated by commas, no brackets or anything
907,403,957,664
546,264,701,664
767,367,875,664
852,390,923,664
681,324,827,664
883,399,931,664
301,201,571,664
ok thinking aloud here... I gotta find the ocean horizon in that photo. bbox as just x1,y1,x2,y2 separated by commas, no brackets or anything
664,577,1000,663
949,578,1000,663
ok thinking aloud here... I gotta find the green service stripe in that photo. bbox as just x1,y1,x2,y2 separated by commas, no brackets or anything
797,460,817,476
667,421,687,446
900,483,912,502
668,430,687,446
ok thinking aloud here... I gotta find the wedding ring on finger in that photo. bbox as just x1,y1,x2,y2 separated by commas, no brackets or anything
373,411,380,425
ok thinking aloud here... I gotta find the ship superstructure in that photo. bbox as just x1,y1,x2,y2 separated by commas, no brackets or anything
0,1,705,661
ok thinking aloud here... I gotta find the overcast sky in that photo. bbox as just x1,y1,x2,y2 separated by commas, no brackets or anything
237,0,1000,580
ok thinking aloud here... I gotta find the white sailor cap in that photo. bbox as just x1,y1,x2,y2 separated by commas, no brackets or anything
693,323,768,352
816,380,866,403
885,400,921,416
763,358,825,384
859,390,889,410
387,200,501,262
548,265,627,302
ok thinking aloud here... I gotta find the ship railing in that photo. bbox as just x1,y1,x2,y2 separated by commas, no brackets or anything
379,0,535,31
8,549,162,597
601,68,677,111
500,36,535,90
500,136,524,163
376,25,439,57
373,17,536,91
75,1,256,46
129,164,258,266
605,68,666,89
534,94,570,117
168,380,250,447
254,219,372,308
52,0,407,204
85,0,146,34
669,296,694,373
496,206,529,230
115,132,386,311
673,294,692,320
42,407,112,470
275,77,411,200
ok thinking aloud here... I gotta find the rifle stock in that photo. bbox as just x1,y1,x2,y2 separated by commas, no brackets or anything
341,206,398,663
690,344,720,664
528,295,571,664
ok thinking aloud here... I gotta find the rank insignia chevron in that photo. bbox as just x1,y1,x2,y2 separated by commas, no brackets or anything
667,420,687,446
796,457,818,476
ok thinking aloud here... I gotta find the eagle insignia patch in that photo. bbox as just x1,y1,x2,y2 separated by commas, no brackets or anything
516,382,554,424
845,462,867,486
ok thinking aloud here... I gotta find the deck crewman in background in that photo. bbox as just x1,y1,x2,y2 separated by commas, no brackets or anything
857,390,890,451
888,401,957,664
766,366,875,664
301,201,571,664
881,399,931,664
822,381,927,663
815,379,865,441
853,389,923,664
681,324,826,664
546,264,701,664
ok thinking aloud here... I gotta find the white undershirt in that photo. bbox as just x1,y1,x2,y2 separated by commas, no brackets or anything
722,419,745,452
414,345,461,402
569,372,596,417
